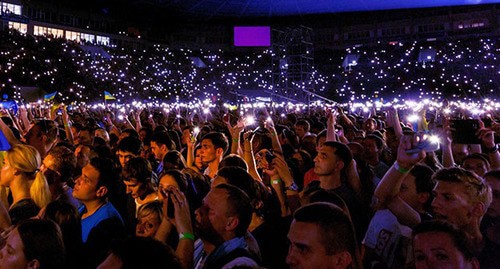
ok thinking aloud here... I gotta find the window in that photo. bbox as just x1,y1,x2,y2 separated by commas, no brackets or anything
34,25,64,38
8,22,27,34
96,35,110,46
1,2,21,15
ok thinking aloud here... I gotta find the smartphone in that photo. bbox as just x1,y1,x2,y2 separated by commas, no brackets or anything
450,119,481,144
265,151,276,164
405,135,440,154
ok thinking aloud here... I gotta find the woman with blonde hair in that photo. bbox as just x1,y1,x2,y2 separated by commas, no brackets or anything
0,144,51,225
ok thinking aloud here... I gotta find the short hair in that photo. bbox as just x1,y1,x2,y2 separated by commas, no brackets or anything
219,154,248,171
121,128,139,139
151,131,175,150
322,141,353,167
17,219,66,269
201,132,228,155
123,157,153,185
364,134,385,149
214,184,252,237
307,189,350,216
433,167,492,209
295,119,310,132
293,202,359,260
108,237,182,269
461,153,491,168
89,157,120,195
182,125,194,133
410,164,436,194
216,167,257,201
33,119,59,144
316,129,327,146
137,200,163,221
79,125,95,135
412,220,476,261
48,145,77,182
117,136,143,156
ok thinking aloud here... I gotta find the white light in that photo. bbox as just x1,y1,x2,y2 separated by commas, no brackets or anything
407,114,419,122
428,135,440,144
245,116,255,126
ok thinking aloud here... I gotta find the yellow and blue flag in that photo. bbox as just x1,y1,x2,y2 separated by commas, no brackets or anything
44,91,57,101
104,91,116,100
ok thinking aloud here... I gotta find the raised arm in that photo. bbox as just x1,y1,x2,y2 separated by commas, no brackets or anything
373,133,426,226
170,187,194,269
226,116,244,155
61,105,74,145
264,116,283,156
242,131,263,182
326,109,337,142
440,118,455,168
478,127,500,170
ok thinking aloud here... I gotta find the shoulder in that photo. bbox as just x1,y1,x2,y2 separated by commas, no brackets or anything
222,256,260,269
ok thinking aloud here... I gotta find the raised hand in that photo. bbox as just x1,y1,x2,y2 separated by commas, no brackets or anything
397,132,426,169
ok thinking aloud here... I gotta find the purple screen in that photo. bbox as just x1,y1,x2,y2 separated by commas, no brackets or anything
234,26,271,47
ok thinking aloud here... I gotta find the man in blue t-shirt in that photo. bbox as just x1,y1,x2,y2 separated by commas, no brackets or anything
73,157,125,268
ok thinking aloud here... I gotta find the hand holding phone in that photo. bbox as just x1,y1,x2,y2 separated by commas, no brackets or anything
405,134,440,154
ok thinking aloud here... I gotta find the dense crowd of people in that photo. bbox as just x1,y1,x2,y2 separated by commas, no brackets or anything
0,29,499,269
0,94,495,268
0,29,498,103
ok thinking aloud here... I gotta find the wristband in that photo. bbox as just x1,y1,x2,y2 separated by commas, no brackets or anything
272,179,281,185
394,162,410,174
232,138,239,143
179,232,195,241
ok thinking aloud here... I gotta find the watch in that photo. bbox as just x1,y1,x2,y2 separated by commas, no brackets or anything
285,182,299,192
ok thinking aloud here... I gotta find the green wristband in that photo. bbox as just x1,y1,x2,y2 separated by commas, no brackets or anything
394,162,410,174
179,232,195,241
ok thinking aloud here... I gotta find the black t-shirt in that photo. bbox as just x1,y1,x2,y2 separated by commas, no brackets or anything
9,198,39,225
251,216,292,269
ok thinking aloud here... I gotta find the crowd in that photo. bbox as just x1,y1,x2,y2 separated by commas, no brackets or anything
0,29,498,269
0,95,495,269
0,29,498,103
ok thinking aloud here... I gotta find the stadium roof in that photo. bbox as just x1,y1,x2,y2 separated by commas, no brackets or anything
58,0,499,23
155,0,499,18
